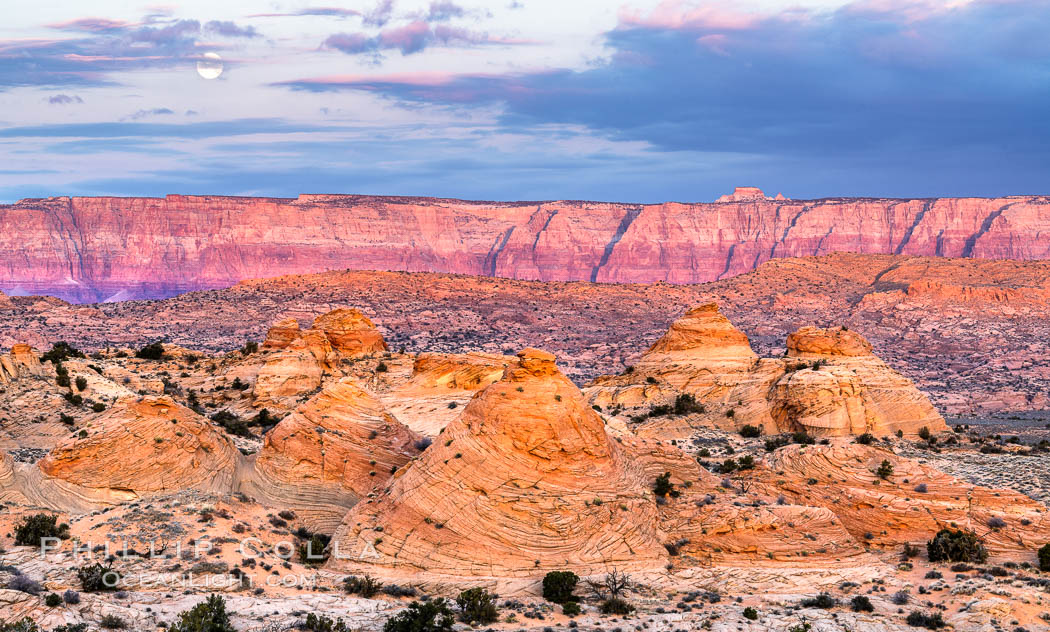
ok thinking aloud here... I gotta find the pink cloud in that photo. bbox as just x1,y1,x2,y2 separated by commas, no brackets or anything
47,17,138,32
618,1,759,31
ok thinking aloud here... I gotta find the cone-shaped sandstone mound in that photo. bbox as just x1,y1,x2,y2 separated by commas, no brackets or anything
330,349,666,576
37,396,239,502
759,443,1050,555
589,306,945,437
0,344,44,383
774,326,947,436
383,352,511,436
253,309,388,407
250,378,422,530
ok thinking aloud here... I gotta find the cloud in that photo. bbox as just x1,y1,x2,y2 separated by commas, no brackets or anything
426,1,466,21
47,18,137,33
363,0,396,27
203,21,259,38
248,7,361,18
48,94,84,105
322,20,524,57
125,108,176,120
289,0,1050,168
0,118,351,139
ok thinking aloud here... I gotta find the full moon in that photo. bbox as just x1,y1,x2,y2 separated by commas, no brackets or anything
196,53,223,80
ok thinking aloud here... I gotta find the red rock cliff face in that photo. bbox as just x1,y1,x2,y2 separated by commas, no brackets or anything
1,193,1048,302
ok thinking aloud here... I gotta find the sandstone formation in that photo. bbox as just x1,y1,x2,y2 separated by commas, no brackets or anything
249,379,422,531
759,443,1050,555
3,194,1050,302
35,396,239,504
588,306,946,437
381,352,511,436
0,344,44,384
330,349,667,576
252,308,386,407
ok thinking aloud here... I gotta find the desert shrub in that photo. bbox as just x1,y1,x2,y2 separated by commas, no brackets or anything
456,588,499,624
167,594,236,632
719,458,738,473
382,584,418,598
298,614,349,632
414,437,433,450
855,433,874,445
298,533,331,566
914,483,928,493
44,593,62,607
891,591,910,605
1039,543,1050,572
75,376,87,391
800,593,836,609
241,341,259,355
62,589,80,604
14,514,69,546
77,563,121,592
376,362,389,373
739,424,761,438
850,595,873,612
542,570,579,604
599,598,634,615
876,460,894,480
91,402,106,412
135,341,165,360
7,574,43,595
918,427,932,441
986,516,1006,530
653,471,679,498
41,342,84,363
210,411,252,438
672,393,705,415
742,607,758,620
0,619,41,632
764,435,790,451
100,615,125,629
383,598,455,632
791,431,815,445
344,575,382,598
738,455,755,470
905,611,945,629
55,361,70,387
51,625,87,632
927,529,987,564
64,392,83,407
562,602,581,617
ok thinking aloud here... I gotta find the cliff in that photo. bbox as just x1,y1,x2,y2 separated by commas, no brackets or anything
2,191,1049,302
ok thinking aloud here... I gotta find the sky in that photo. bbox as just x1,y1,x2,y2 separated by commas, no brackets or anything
0,0,1047,203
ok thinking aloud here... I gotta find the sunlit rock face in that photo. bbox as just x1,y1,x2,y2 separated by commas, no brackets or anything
2,193,1049,301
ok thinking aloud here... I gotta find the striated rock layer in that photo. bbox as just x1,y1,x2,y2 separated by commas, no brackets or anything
329,349,667,576
248,379,422,531
0,344,44,384
3,193,1050,302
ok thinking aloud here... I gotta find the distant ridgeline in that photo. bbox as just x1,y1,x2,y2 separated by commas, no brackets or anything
0,189,1047,302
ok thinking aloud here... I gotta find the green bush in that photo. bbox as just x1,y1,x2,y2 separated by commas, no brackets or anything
739,424,761,438
672,393,705,415
298,533,331,566
905,611,945,629
210,411,252,438
918,427,932,441
299,614,349,632
653,472,679,498
742,607,758,620
927,529,987,564
1039,543,1050,571
41,342,84,364
876,460,894,480
800,593,836,609
562,602,581,617
382,599,455,632
599,598,634,615
542,570,579,604
850,595,873,612
44,593,62,607
135,341,165,360
74,376,87,391
167,595,236,632
14,514,69,546
77,563,121,592
0,618,41,632
343,575,382,598
100,615,125,630
855,433,874,445
456,588,499,624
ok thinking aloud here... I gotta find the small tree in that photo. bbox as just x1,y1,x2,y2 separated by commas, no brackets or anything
77,563,121,592
455,588,499,624
383,599,455,632
739,424,761,438
14,514,69,546
542,570,579,604
1038,543,1050,572
41,342,84,364
653,472,678,498
135,341,165,360
927,529,987,564
167,594,236,632
875,460,894,480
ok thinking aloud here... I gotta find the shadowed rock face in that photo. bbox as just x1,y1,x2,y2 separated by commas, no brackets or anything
3,193,1050,302
329,348,667,576
249,379,421,531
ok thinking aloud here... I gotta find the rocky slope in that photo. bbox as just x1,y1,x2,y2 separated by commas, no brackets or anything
3,192,1050,301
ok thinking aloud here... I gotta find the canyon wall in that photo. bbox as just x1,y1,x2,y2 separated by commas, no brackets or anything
1,191,1048,302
